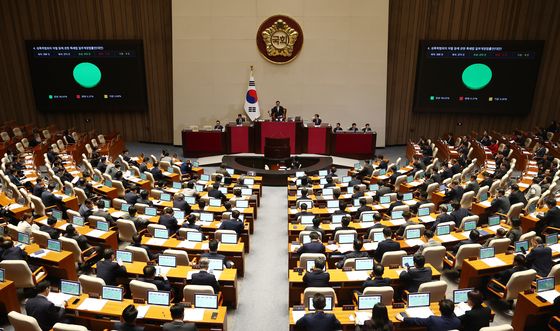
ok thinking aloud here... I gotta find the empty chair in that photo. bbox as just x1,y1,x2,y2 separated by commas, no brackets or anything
460,191,475,209
29,195,48,216
8,311,42,331
476,186,489,201
426,183,439,199
112,198,127,210
422,246,446,271
459,215,479,230
380,250,407,267
163,249,190,265
53,323,89,331
417,280,447,302
487,269,537,302
303,287,337,308
125,246,151,262
363,286,394,305
419,203,435,213
59,237,97,266
519,231,536,242
394,175,407,189
112,180,126,198
403,224,425,236
79,274,105,296
502,202,524,222
444,244,481,271
116,219,138,243
147,224,167,237
130,279,157,301
392,205,410,213
0,260,47,289
487,238,511,254
31,229,51,247
547,264,560,284
183,284,214,303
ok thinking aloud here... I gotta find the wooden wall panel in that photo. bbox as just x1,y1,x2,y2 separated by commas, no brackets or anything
387,0,560,145
0,0,173,144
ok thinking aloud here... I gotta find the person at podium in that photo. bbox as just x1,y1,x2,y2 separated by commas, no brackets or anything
348,123,359,132
362,123,373,132
333,123,343,132
235,113,245,125
312,114,322,126
270,100,286,121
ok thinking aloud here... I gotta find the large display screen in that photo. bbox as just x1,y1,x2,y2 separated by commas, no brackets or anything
26,40,147,112
413,40,544,114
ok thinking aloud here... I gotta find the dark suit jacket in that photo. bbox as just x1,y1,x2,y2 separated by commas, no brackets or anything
294,311,342,331
39,225,60,239
219,219,244,234
374,239,400,262
399,267,432,292
208,189,226,200
114,322,144,331
173,200,192,213
526,245,553,277
537,206,560,231
162,321,197,331
360,320,393,331
450,208,470,227
41,190,62,207
303,226,326,238
96,259,127,285
1,246,27,261
508,191,527,206
138,277,171,291
33,184,45,197
404,315,461,331
124,192,139,205
25,295,64,331
151,167,164,181
491,196,511,214
303,270,330,287
297,241,325,255
362,277,391,290
191,270,220,293
430,213,454,231
445,186,464,202
159,214,179,234
458,305,491,331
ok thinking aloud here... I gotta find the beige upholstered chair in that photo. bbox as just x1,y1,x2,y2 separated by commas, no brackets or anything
163,249,190,265
79,274,105,296
487,269,536,301
125,246,151,262
380,250,407,267
299,253,327,269
130,279,157,301
8,311,42,331
488,238,511,254
422,246,446,271
460,191,475,209
334,230,357,244
548,264,560,284
31,229,51,247
0,260,47,288
519,231,536,242
480,325,513,331
215,229,237,243
459,215,479,230
417,280,447,302
363,286,393,305
303,287,337,308
59,237,97,265
445,244,481,271
183,284,215,304
116,219,138,243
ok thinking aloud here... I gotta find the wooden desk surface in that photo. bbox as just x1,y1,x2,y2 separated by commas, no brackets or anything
121,261,237,282
140,237,244,254
512,284,560,330
35,215,118,247
288,264,440,283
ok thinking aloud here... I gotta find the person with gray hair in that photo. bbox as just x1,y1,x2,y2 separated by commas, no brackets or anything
190,257,220,293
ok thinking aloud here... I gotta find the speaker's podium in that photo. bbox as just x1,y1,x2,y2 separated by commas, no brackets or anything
264,137,290,160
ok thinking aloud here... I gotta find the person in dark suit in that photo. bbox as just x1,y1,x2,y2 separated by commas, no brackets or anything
492,254,527,287
235,113,245,125
0,239,28,261
295,203,313,220
219,210,245,234
124,186,140,205
25,281,65,331
362,264,391,290
357,198,373,214
336,239,369,268
191,258,220,293
40,215,60,240
131,234,157,261
348,123,359,132
208,183,226,200
452,229,480,254
450,202,470,228
93,200,116,226
508,184,527,206
139,265,171,291
182,214,202,231
295,293,342,330
124,206,149,231
297,231,325,255
79,199,94,218
491,189,511,214
458,290,491,331
159,207,179,235
333,216,355,236
150,162,164,182
32,178,46,197
201,239,233,268
114,304,144,331
400,299,460,331
399,255,432,292
536,198,560,234
137,190,153,207
374,228,400,262
270,101,285,121
303,257,330,287
395,211,416,237
526,237,553,277
173,193,192,214
359,303,393,331
430,205,454,231
312,114,322,126
444,180,464,203
304,217,326,238
96,248,127,285
41,183,63,207
352,185,365,199
163,303,197,331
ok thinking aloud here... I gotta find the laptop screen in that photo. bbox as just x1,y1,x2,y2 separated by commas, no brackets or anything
319,170,328,176
342,176,351,183
353,199,361,207
102,199,111,208
418,208,430,217
358,295,382,310
218,187,228,194
463,220,477,231
379,169,387,176
355,258,374,271
295,172,305,178
236,200,249,208
408,293,430,308
338,233,355,244
102,286,123,301
331,214,345,224
185,196,196,205
147,290,170,306
97,220,109,232
391,211,403,220
167,167,173,173
308,296,333,311
116,250,133,263
61,280,81,296
372,232,385,242
208,198,221,207
402,256,414,268
347,187,354,194
405,229,421,240
208,258,224,271
318,178,326,185
361,212,374,222
546,234,558,246
479,193,488,202
453,288,473,304
480,247,495,259
302,235,311,244
380,196,390,204
158,255,177,267
18,232,30,244
154,228,169,239
195,185,204,192
241,188,252,196
369,184,379,191
195,294,219,309
192,161,199,167
121,203,130,212
186,231,203,242
0,268,3,282
244,178,254,185
300,215,315,225
47,239,61,252
436,225,451,236
514,240,529,253
488,215,500,226
200,174,210,181
104,179,113,187
537,277,555,292
354,162,361,170
160,193,171,201
145,207,157,216
403,193,413,201
52,209,63,220
200,213,214,222
140,173,147,180
226,168,234,175
221,233,237,244
322,188,333,196
172,182,182,189
174,211,185,219
406,175,414,183
72,216,85,226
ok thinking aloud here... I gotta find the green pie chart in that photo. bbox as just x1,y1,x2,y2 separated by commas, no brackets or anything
462,63,492,90
73,62,101,88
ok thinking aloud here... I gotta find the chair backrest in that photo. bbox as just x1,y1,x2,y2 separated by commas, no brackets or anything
419,203,435,213
299,230,322,243
112,180,126,198
296,199,314,208
459,215,479,230
53,323,89,331
418,280,447,302
380,250,407,267
363,286,394,305
0,260,36,288
519,231,536,242
489,181,500,196
183,284,214,304
130,279,158,301
74,187,87,205
460,191,475,209
215,229,237,243
548,264,560,285
392,205,409,213
426,183,439,199
87,215,106,229
394,175,406,188
303,287,337,308
299,253,327,269
504,269,537,301
507,202,524,220
116,219,137,242
488,238,511,254
150,189,163,200
112,198,127,210
31,229,51,247
479,325,513,331
8,311,42,331
59,237,84,263
134,203,149,214
404,224,425,236
422,245,446,271
97,134,106,144
125,246,151,262
454,244,481,270
79,274,105,296
476,186,489,201
29,195,46,216
163,249,190,265
334,229,358,244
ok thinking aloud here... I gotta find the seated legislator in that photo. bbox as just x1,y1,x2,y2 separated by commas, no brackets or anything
124,206,149,231
491,254,527,288
399,255,432,293
359,303,394,331
235,113,246,125
159,207,179,235
191,257,220,293
182,214,202,231
294,203,313,219
506,218,523,243
114,304,144,331
1,238,28,261
124,186,140,205
415,230,441,255
333,216,355,235
362,123,373,132
396,211,416,237
163,303,197,331
490,189,511,215
40,215,60,239
214,120,224,131
526,236,553,277
208,183,227,200
430,205,454,231
336,239,369,268
362,264,391,290
17,213,40,235
374,228,400,263
333,123,343,133
139,265,172,291
297,231,325,255
131,234,157,261
93,200,116,226
25,281,65,331
312,114,322,126
536,198,560,234
137,190,153,206
304,217,326,238
303,257,330,288
348,123,359,132
97,248,127,286
202,239,233,268
270,100,286,121
452,229,480,254
295,293,342,331
399,299,461,331
458,290,491,331
219,210,245,234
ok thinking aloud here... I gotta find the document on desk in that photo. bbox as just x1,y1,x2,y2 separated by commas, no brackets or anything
136,305,150,318
326,244,339,251
405,239,425,247
405,307,433,318
389,219,406,226
454,302,471,316
291,310,306,322
30,249,49,258
479,201,491,207
419,216,435,223
437,235,457,243
549,244,560,253
345,271,369,281
47,292,74,307
87,230,106,238
355,311,372,325
338,244,354,253
363,242,379,251
146,238,167,246
183,308,206,321
7,203,24,210
539,290,560,303
290,244,301,252
78,298,108,311
481,257,507,267
155,266,171,277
